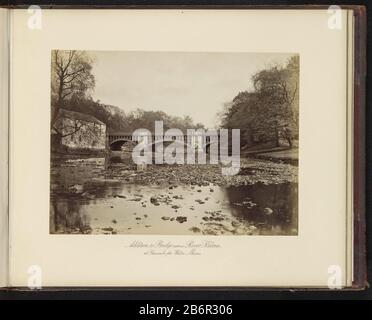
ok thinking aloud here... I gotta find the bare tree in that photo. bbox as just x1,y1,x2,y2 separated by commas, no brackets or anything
51,50,95,130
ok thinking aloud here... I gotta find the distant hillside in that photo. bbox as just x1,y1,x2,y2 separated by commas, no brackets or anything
56,97,204,133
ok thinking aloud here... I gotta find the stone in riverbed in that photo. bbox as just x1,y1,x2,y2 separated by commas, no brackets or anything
81,226,92,234
150,196,161,206
189,226,201,233
172,195,183,200
203,228,218,235
231,221,240,228
68,184,84,194
134,193,143,197
129,198,142,202
114,194,126,199
176,216,187,223
161,216,170,221
82,191,95,199
241,200,256,207
101,227,114,232
263,207,274,216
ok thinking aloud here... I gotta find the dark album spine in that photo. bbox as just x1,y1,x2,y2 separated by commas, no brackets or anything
0,8,10,288
352,6,367,290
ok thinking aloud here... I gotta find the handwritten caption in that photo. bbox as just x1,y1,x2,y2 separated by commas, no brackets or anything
127,240,221,256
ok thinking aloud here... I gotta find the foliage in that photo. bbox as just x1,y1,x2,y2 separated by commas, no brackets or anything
62,100,204,133
121,109,204,133
220,55,299,148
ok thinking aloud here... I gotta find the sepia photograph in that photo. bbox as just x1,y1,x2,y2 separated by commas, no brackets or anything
50,50,299,236
3,6,366,293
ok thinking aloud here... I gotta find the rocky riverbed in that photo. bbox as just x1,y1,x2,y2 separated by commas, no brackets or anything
52,157,297,188
50,157,298,235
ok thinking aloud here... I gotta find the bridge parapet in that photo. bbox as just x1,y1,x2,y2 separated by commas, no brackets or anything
108,132,219,142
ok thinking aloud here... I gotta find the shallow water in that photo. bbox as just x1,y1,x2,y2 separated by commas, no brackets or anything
50,179,298,236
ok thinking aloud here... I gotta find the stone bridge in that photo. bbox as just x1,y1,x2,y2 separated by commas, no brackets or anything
107,131,220,152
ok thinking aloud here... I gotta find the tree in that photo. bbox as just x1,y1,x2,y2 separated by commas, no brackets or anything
220,55,299,148
51,50,95,130
121,109,204,133
252,58,299,147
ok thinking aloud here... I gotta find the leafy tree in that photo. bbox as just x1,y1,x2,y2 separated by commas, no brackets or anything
220,55,299,148
121,109,204,133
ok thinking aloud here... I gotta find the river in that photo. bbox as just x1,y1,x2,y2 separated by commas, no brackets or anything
50,157,298,235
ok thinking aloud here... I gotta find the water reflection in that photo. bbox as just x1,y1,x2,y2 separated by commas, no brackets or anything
226,183,298,235
50,199,91,234
50,182,297,235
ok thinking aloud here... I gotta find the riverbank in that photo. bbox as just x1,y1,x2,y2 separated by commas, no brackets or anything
111,158,297,186
51,156,298,194
253,148,298,166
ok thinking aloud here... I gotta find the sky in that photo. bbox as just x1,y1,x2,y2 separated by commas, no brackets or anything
90,51,295,128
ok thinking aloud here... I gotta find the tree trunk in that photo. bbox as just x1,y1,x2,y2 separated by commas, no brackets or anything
274,126,280,147
51,132,63,152
286,137,293,148
51,104,61,129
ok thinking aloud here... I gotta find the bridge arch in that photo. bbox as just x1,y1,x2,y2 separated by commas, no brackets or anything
109,139,137,151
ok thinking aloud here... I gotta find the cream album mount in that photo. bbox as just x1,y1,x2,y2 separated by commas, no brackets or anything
0,6,366,289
